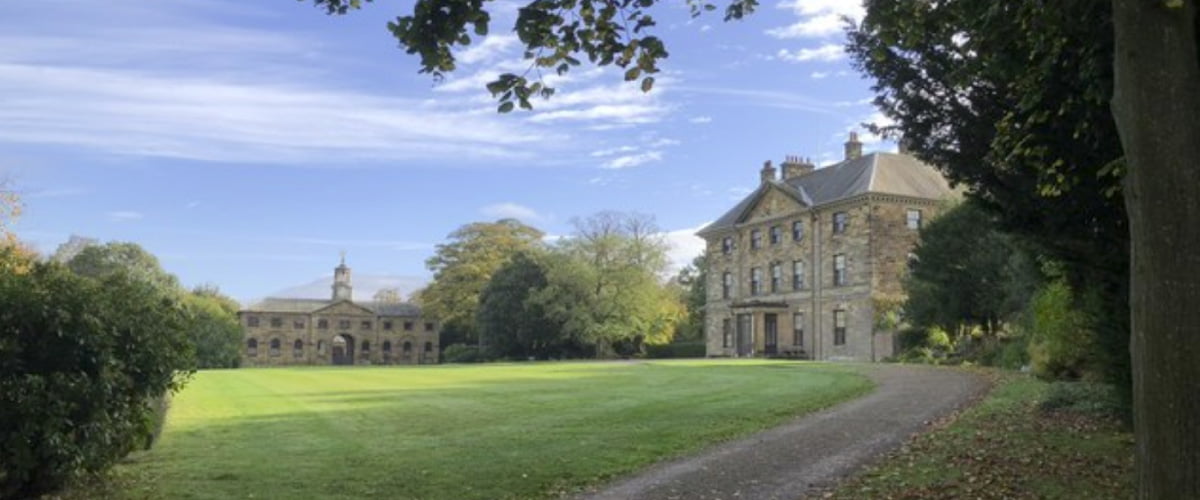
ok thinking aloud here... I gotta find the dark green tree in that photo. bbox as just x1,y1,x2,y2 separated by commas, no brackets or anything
476,251,566,359
671,251,708,342
421,219,545,348
0,255,194,498
184,285,243,369
66,242,181,291
904,200,1040,339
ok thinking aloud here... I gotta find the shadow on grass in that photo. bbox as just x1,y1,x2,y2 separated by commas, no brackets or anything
112,361,871,500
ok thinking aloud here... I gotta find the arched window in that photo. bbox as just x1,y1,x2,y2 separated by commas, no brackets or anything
423,341,433,353
382,341,392,353
317,340,326,355
269,338,281,357
246,338,258,357
361,341,371,354
293,339,304,358
402,341,412,354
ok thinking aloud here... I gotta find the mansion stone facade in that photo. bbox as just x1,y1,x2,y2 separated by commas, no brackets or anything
698,133,956,361
239,258,439,366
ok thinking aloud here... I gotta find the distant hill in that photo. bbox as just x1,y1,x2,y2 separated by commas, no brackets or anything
262,274,429,304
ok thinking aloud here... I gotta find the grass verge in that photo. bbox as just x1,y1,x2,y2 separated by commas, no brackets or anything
61,360,871,500
828,371,1133,499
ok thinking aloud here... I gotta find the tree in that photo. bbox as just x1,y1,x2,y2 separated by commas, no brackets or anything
1110,1,1200,496
846,0,1131,410
372,288,403,303
476,251,570,359
184,286,243,369
0,256,194,497
671,251,708,341
545,212,682,356
421,219,545,346
903,200,1039,339
0,179,20,247
305,0,756,111
51,234,98,263
66,242,181,291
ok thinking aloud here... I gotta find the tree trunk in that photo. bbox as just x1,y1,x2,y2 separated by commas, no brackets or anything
1111,1,1200,497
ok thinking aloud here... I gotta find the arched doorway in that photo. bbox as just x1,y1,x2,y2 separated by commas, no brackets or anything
331,334,355,365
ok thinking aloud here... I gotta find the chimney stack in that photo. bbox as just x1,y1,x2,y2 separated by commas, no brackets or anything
781,155,816,180
760,160,777,184
844,132,863,160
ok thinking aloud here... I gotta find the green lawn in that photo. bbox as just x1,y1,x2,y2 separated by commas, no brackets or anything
98,360,871,500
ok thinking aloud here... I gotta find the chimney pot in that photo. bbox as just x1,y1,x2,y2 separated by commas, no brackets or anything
844,132,864,160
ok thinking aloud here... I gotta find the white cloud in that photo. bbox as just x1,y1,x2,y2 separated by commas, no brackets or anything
689,116,713,124
529,104,667,124
591,145,638,157
456,35,520,65
766,0,865,39
106,211,143,222
776,44,845,63
810,71,830,79
664,223,709,273
699,24,713,32
480,202,545,222
602,151,663,169
649,138,681,147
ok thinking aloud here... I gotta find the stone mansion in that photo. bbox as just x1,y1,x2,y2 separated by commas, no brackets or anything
697,133,955,361
239,258,440,366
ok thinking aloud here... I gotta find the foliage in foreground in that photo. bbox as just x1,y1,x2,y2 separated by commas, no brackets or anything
0,253,194,498
829,374,1133,499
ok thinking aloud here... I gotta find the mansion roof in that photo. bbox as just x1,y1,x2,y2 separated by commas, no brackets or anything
243,298,421,317
699,152,953,236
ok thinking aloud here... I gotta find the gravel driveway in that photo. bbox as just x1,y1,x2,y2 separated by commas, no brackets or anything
574,364,988,500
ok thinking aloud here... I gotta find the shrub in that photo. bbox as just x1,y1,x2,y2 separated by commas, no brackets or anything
644,341,706,359
1038,381,1122,418
1027,280,1097,380
0,259,194,498
442,343,483,363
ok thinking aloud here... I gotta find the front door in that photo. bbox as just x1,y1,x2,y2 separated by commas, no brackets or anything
736,313,753,357
764,314,778,355
332,335,354,365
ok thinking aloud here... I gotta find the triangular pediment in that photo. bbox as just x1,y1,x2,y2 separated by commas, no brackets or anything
313,300,376,316
737,184,806,223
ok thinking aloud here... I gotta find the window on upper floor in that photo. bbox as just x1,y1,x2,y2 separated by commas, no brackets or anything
792,220,804,241
907,209,922,230
247,316,259,328
338,319,351,330
792,260,805,290
404,321,414,331
269,317,282,328
361,320,372,330
383,321,393,331
721,236,734,255
293,319,305,330
833,254,847,286
751,268,763,296
722,272,733,299
424,322,435,332
769,225,782,245
750,229,762,249
317,318,328,329
770,263,782,292
833,212,849,234
833,309,847,345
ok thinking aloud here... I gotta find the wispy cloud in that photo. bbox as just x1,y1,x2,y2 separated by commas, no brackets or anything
689,116,713,124
106,211,144,222
480,202,546,223
602,151,663,169
456,35,520,65
776,44,845,63
591,145,638,157
25,186,88,199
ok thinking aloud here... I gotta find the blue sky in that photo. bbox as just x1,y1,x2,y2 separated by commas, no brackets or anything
2,0,893,303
